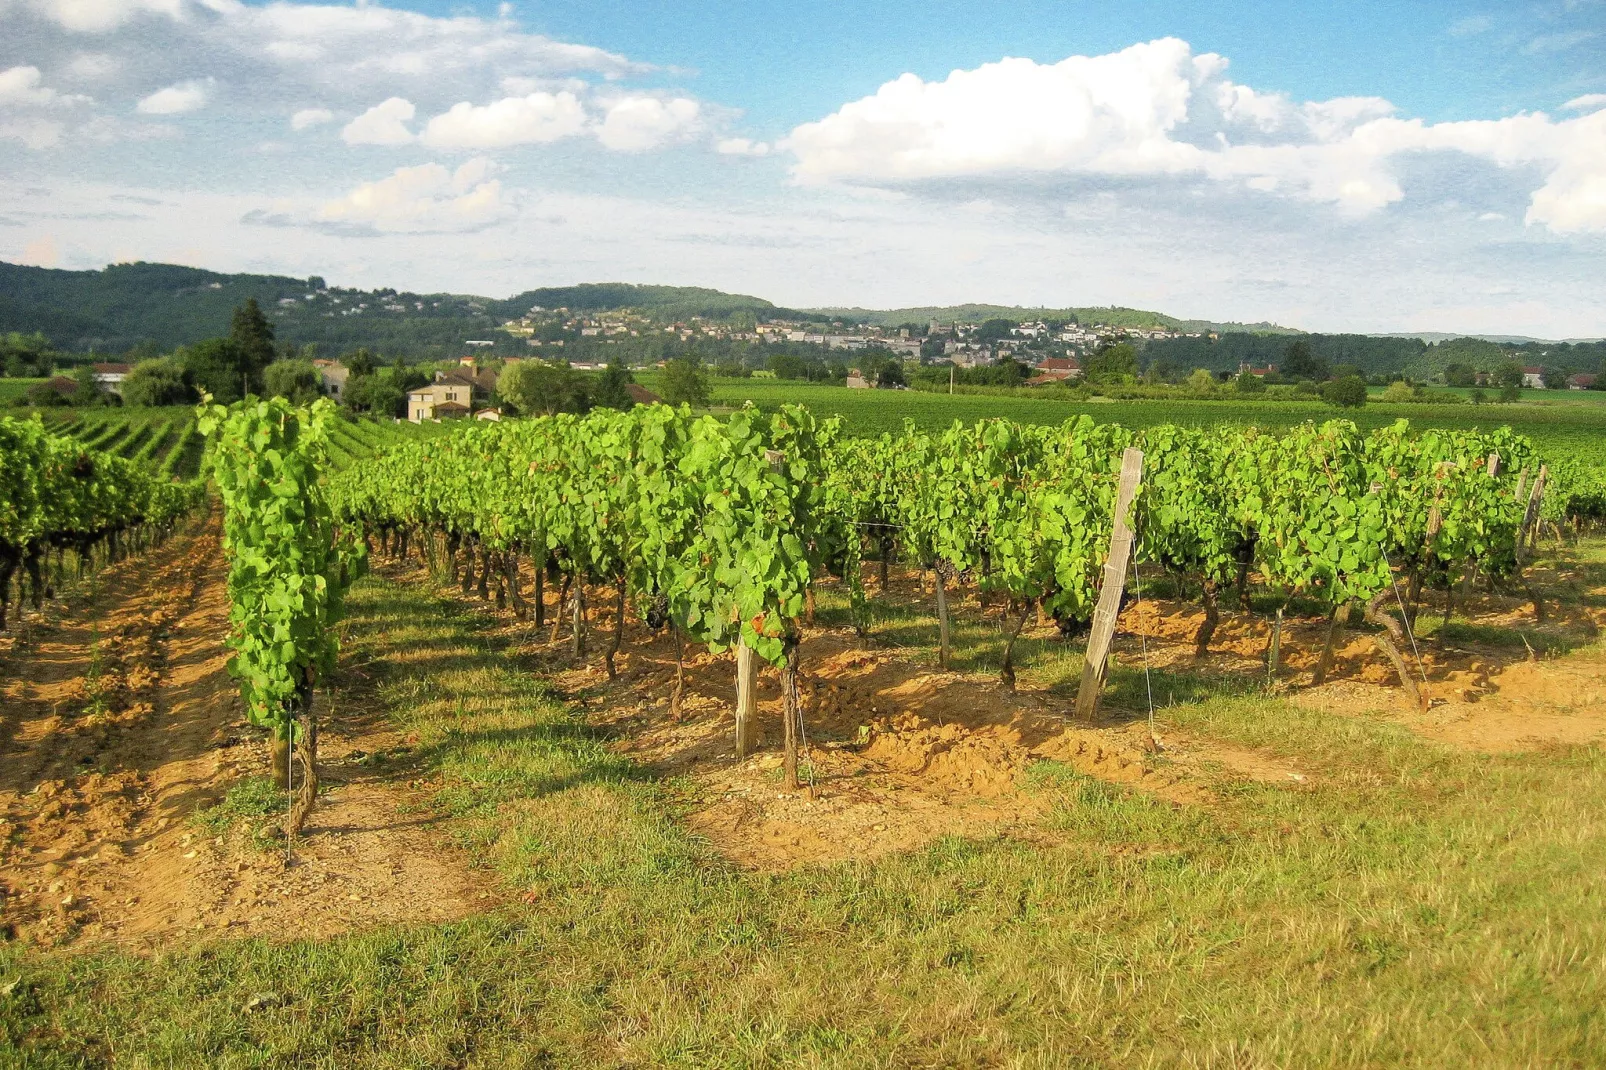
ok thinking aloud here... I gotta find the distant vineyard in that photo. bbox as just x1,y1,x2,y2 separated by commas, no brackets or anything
33,407,438,479
0,416,207,629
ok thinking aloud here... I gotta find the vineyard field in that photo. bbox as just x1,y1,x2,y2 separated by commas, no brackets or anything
3,398,1606,1066
29,406,438,479
673,377,1606,468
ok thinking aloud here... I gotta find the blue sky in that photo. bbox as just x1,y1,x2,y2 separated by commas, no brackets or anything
2,0,1604,336
511,0,1603,127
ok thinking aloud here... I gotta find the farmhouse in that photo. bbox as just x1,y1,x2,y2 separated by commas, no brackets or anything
1522,366,1546,388
1031,356,1083,382
90,362,131,394
311,359,349,399
408,382,474,422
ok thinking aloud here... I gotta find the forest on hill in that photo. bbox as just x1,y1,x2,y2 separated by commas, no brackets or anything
2,260,1603,381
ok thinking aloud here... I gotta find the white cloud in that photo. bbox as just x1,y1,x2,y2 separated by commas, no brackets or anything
12,0,185,33
1523,30,1597,55
1449,15,1494,36
785,38,1606,231
420,91,586,148
0,65,90,107
290,107,333,131
1564,94,1606,113
342,97,415,145
0,117,66,148
64,51,119,80
136,78,209,114
315,157,510,232
596,95,700,151
717,137,770,156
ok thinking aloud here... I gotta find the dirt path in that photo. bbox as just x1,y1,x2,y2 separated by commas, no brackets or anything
0,515,493,949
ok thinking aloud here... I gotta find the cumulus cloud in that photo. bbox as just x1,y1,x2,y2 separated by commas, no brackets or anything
0,65,90,107
785,38,1606,231
717,137,770,156
0,117,66,148
64,52,119,80
1565,94,1606,114
11,0,185,33
342,97,415,145
595,95,700,151
5,0,643,104
313,157,510,233
290,107,333,131
136,78,209,114
421,91,586,148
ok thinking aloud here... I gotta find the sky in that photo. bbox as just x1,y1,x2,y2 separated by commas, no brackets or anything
1,0,1604,336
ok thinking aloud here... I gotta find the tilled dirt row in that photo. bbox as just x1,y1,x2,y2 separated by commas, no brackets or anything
0,516,491,950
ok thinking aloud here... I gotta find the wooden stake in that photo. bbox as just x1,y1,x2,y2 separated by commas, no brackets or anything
934,566,951,669
1312,604,1343,686
734,640,757,757
1267,605,1284,678
781,638,801,790
1075,446,1144,722
569,585,586,659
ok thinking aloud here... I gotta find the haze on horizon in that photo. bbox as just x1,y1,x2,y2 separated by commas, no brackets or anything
1,0,1603,337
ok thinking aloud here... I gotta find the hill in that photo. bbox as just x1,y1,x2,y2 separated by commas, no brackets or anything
808,302,1298,335
492,282,786,324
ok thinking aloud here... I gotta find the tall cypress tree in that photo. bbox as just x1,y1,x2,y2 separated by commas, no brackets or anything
230,298,276,392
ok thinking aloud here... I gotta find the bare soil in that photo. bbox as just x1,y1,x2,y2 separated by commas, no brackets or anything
398,545,1606,872
0,515,493,950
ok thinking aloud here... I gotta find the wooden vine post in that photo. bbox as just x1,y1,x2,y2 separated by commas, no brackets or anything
735,447,788,758
734,641,758,757
1075,446,1144,722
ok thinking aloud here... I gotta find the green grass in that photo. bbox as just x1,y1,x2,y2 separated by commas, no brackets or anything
5,568,1606,1065
654,377,1606,469
0,378,47,404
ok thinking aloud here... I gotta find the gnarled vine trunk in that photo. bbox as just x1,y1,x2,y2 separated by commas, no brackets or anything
1193,580,1220,659
1363,593,1423,710
999,601,1032,690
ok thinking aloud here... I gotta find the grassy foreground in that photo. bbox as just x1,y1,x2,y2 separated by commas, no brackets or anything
3,571,1604,1067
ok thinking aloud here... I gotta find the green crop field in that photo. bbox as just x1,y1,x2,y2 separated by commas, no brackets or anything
0,379,47,405
635,376,1606,470
13,406,438,480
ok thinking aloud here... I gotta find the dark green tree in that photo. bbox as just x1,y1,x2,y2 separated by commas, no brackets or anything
1492,361,1525,389
344,374,406,417
971,318,1017,343
1282,339,1330,382
876,358,907,388
121,357,196,407
263,359,323,404
1443,363,1476,387
72,364,116,407
499,360,591,415
229,298,275,391
659,357,711,407
1319,375,1367,408
767,352,808,380
343,348,378,378
1085,342,1138,381
180,338,252,403
592,360,636,409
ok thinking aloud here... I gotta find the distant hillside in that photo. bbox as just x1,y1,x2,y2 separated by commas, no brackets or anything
0,260,503,358
4,261,1597,379
493,283,787,324
813,303,1299,335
